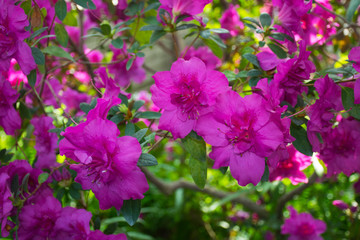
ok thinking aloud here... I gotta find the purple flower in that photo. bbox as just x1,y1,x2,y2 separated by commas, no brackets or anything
318,118,360,177
307,75,343,152
0,75,21,135
59,98,149,210
0,173,13,238
196,91,286,186
88,230,127,240
159,0,212,17
54,207,92,239
108,44,146,87
332,200,349,210
18,196,62,240
268,145,312,185
150,57,229,139
61,88,91,115
182,46,221,70
273,41,315,106
256,49,283,71
281,206,326,240
31,116,59,169
0,0,36,75
219,4,243,39
349,46,360,73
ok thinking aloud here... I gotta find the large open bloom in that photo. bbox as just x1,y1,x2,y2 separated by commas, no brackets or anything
151,57,229,139
196,91,286,186
59,97,149,210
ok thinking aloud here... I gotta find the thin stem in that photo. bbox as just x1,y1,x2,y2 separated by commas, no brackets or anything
171,32,179,59
182,34,200,58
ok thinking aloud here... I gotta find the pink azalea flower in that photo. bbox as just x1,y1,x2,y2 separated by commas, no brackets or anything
273,41,315,106
182,46,221,69
61,88,91,114
31,116,59,169
0,75,21,136
59,97,149,210
268,145,312,185
219,4,243,39
150,57,229,139
319,118,360,177
281,206,326,240
349,46,360,73
332,200,349,210
196,91,286,186
108,44,146,87
0,0,36,75
6,59,28,86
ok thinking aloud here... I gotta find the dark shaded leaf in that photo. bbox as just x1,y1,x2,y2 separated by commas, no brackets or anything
121,199,141,226
137,153,158,166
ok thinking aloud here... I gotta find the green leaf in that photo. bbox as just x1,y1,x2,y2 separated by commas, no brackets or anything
55,0,67,21
126,57,135,71
21,173,30,193
200,29,211,39
176,24,198,31
222,70,236,82
290,124,313,156
74,0,96,9
10,174,19,196
203,38,223,59
269,32,285,41
260,165,269,182
133,128,148,142
29,27,48,41
100,23,111,35
181,131,206,162
54,24,69,47
121,199,141,226
69,186,81,200
19,102,31,119
346,0,360,21
42,46,75,62
137,153,158,166
143,2,161,13
125,123,135,136
247,69,262,77
31,47,45,65
150,30,166,44
210,28,229,34
135,111,161,119
242,17,261,27
209,35,226,48
38,172,49,184
342,87,354,110
79,102,94,114
189,157,207,189
260,13,272,27
63,10,78,26
268,43,287,59
111,38,124,49
27,70,37,87
341,86,360,119
242,53,260,68
140,25,163,31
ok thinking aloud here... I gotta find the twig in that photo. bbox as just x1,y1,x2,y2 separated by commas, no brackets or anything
276,173,318,218
140,167,269,219
171,32,179,59
181,34,200,58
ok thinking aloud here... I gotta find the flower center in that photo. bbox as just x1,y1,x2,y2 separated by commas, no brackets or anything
170,80,208,120
297,223,315,236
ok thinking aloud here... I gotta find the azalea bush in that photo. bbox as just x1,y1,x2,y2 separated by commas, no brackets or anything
2,0,360,239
